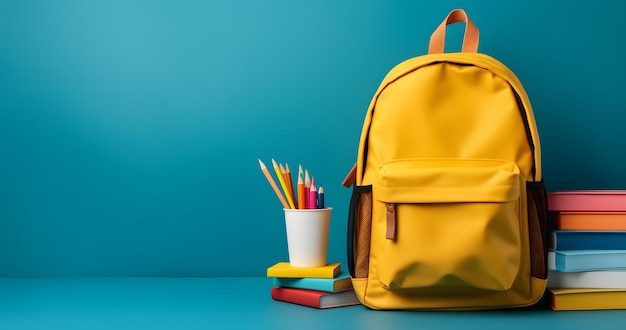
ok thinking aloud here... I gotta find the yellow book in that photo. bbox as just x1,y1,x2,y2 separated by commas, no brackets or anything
267,262,341,279
549,288,626,310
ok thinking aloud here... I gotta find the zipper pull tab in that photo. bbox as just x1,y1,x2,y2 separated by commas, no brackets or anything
386,203,396,240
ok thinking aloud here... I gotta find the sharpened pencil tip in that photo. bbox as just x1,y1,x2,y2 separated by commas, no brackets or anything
258,159,266,169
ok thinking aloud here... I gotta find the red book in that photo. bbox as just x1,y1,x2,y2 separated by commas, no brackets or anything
548,190,626,212
270,286,360,309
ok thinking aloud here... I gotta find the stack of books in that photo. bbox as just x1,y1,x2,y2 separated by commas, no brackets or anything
266,262,361,309
547,190,626,310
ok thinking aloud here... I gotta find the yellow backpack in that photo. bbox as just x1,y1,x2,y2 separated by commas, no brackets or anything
342,9,548,310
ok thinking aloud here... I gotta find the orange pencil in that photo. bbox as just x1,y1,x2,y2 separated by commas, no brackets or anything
297,165,305,209
258,159,289,208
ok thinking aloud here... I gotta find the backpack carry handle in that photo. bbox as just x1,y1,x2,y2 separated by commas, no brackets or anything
428,9,479,54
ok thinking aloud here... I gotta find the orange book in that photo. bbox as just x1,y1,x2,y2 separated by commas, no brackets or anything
552,211,626,230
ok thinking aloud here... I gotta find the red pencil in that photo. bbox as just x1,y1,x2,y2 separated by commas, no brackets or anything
280,163,295,207
304,169,311,209
284,163,295,205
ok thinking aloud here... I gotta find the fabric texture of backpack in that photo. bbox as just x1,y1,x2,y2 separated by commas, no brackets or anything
342,9,548,310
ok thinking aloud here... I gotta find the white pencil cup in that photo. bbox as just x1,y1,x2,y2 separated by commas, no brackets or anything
284,208,332,268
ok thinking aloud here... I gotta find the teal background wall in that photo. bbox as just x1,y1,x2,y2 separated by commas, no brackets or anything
1,0,625,277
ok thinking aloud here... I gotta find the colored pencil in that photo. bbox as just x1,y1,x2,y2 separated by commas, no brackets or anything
272,159,296,209
279,163,292,204
258,159,289,208
297,166,306,209
309,178,317,209
318,185,324,209
284,163,296,206
304,169,311,209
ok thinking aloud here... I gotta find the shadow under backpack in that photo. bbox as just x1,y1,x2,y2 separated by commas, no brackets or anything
342,9,549,310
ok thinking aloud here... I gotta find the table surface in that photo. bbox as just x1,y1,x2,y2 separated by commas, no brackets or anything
1,277,625,330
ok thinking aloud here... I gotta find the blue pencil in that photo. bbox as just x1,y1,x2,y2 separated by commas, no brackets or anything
318,185,324,209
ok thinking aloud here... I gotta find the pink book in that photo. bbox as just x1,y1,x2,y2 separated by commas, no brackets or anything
548,190,626,212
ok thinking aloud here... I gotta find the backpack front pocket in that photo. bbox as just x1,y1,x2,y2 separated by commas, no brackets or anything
374,159,522,292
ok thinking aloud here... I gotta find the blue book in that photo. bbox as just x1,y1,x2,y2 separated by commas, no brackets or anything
272,272,352,293
549,230,626,250
548,250,626,272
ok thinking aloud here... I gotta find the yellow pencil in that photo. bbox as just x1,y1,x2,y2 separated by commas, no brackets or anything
272,159,296,209
258,159,289,209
